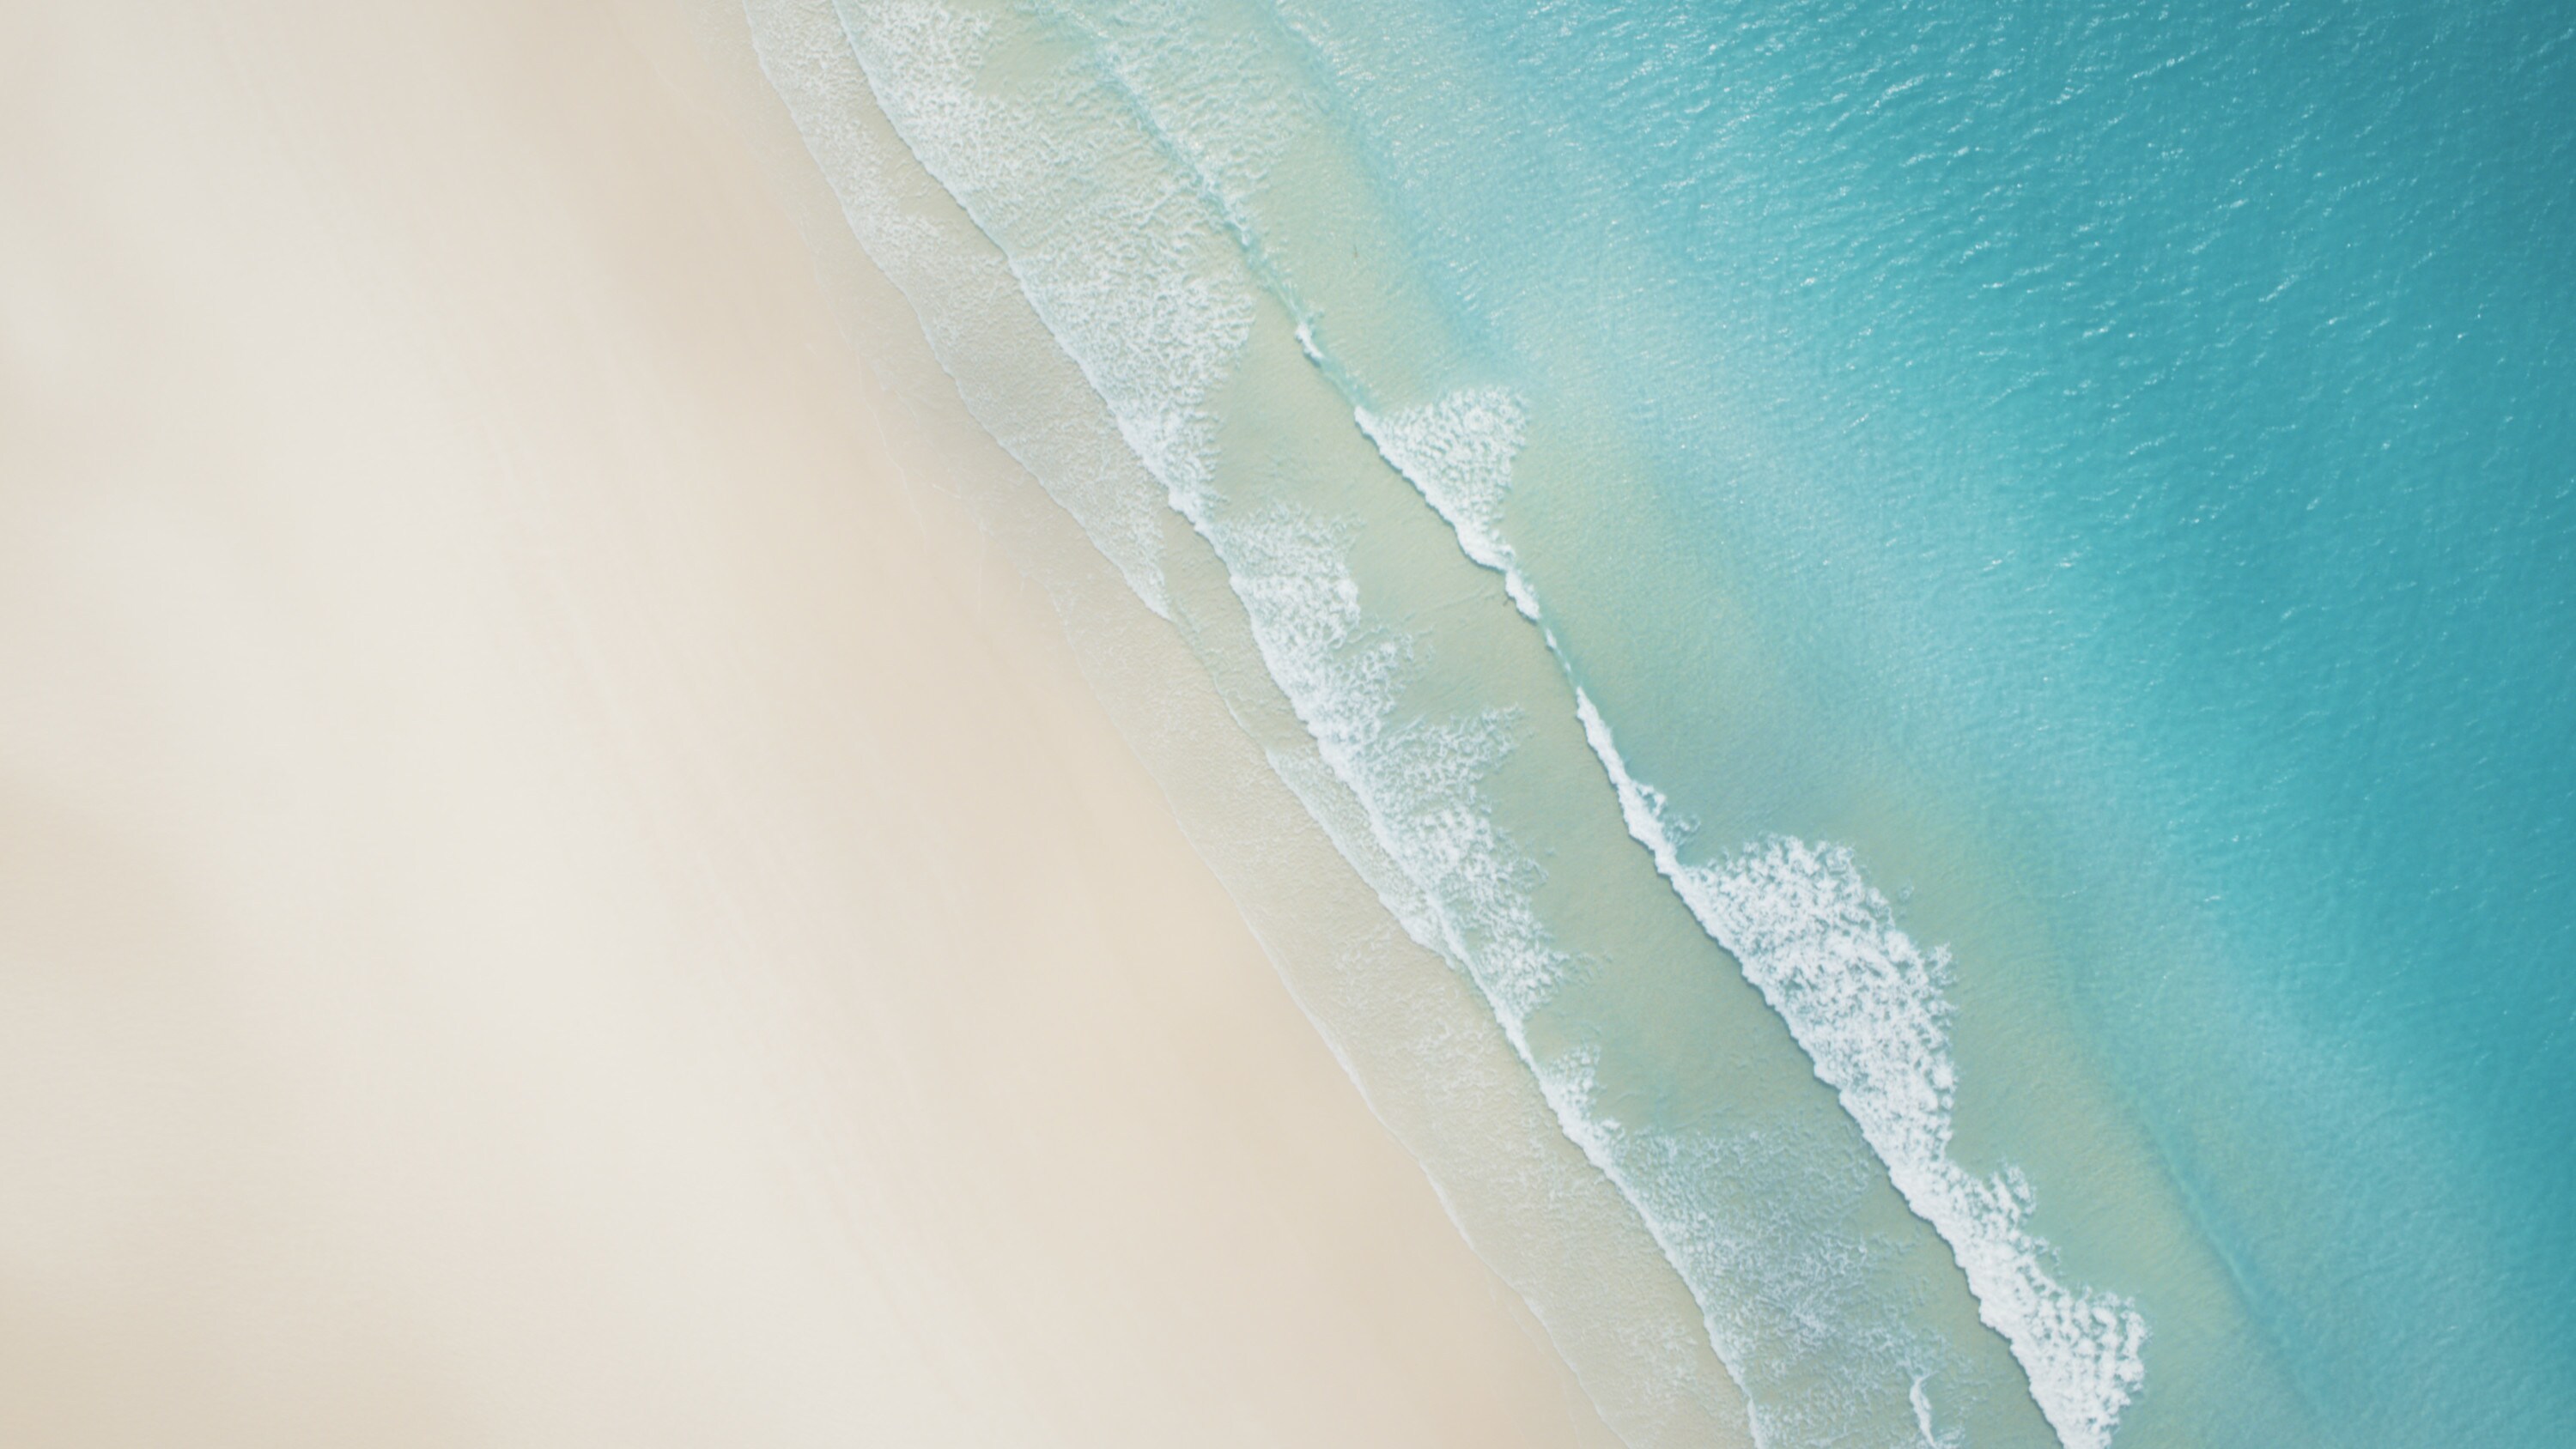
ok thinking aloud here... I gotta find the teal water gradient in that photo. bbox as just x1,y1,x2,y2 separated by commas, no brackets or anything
1270,0,2576,1440
777,0,2576,1442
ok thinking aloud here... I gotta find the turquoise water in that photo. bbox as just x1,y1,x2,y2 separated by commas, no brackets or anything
759,1,2575,1443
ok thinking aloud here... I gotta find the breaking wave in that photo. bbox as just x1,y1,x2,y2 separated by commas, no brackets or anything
1575,691,2148,1449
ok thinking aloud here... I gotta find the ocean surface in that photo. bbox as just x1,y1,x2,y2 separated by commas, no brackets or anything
747,1,2576,1444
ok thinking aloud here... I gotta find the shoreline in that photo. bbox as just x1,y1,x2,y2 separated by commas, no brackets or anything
0,2,1626,1441
725,5,1754,1442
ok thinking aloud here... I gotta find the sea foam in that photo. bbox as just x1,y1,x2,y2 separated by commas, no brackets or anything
1355,389,1540,620
835,1,1574,1033
1577,691,2148,1449
842,0,1253,524
817,3,2134,1442
1352,373,2154,1445
754,11,1774,1445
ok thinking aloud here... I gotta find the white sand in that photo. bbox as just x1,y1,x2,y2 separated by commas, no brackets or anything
0,2,1622,1442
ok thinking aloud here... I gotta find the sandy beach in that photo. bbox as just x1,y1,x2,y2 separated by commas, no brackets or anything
0,2,1620,1442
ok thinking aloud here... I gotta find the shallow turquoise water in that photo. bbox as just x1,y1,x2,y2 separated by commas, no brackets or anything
1270,3,2576,1441
774,1,2576,1442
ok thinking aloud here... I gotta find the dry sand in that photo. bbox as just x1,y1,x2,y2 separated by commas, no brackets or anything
0,2,1619,1443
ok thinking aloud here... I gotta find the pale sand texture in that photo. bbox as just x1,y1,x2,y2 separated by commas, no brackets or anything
0,2,1620,1443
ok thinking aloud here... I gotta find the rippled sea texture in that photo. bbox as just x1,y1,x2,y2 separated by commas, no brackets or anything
754,2,2576,1444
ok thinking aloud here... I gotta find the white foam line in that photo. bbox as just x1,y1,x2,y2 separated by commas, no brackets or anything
1576,690,2147,1449
1354,388,1542,621
1220,506,1572,1029
777,8,1753,1445
835,3,1573,1034
817,6,2148,1440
